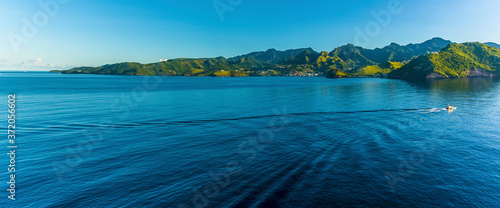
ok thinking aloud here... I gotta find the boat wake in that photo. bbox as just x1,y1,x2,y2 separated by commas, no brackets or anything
39,108,449,131
120,108,449,127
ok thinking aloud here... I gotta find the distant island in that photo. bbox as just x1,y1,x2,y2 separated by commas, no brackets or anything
52,38,500,80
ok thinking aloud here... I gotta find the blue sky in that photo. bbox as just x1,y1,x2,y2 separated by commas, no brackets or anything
1,0,500,71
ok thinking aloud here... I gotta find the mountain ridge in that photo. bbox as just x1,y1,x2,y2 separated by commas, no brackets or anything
389,42,500,79
55,38,499,79
485,42,500,49
228,48,317,64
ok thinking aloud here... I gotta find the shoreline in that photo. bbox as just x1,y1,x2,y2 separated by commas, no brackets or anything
46,71,500,80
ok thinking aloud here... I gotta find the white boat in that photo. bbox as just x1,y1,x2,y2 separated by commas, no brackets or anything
446,105,456,111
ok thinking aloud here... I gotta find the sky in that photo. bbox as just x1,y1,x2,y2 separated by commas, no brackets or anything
1,0,500,71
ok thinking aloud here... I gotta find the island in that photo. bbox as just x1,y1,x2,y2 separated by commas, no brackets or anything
53,38,500,80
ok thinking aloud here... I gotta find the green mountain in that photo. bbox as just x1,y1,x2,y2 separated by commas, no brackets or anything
359,37,453,63
389,42,500,79
352,61,404,76
287,37,451,77
291,38,451,78
63,57,264,77
328,44,377,70
485,42,500,50
284,49,320,64
58,37,458,77
228,48,316,64
325,68,350,78
323,37,452,68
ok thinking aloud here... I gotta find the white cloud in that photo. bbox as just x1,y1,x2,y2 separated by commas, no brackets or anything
0,58,73,71
21,57,44,67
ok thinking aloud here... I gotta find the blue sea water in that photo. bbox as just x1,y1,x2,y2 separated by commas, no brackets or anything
0,72,499,207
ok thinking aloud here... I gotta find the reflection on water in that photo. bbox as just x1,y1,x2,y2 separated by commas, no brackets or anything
408,77,499,92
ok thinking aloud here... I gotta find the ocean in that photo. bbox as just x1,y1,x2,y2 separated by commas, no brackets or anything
1,72,499,207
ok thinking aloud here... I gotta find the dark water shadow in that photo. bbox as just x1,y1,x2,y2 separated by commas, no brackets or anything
403,77,500,92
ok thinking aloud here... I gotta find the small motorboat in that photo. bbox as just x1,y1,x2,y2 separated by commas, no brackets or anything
446,105,456,111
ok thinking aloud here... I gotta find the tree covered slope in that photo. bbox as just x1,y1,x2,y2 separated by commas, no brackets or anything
58,37,458,77
389,42,500,79
228,48,316,64
63,57,264,77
